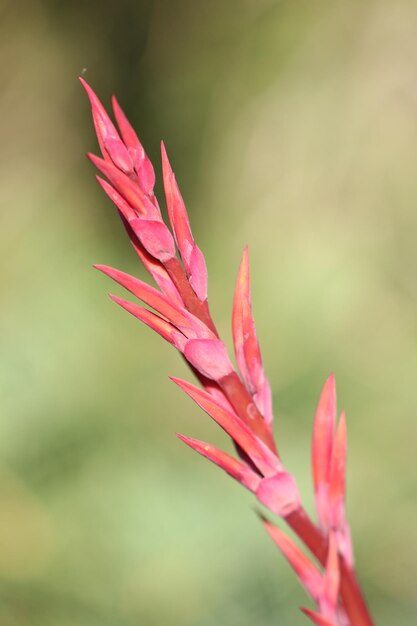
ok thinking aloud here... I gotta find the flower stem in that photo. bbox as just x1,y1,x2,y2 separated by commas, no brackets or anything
285,507,374,626
164,257,218,336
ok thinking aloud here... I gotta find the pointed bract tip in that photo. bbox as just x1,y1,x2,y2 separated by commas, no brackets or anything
300,608,337,626
312,373,337,493
160,139,168,159
262,519,322,600
254,508,269,525
78,75,91,91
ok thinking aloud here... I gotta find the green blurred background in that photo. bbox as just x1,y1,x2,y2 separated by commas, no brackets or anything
1,1,416,624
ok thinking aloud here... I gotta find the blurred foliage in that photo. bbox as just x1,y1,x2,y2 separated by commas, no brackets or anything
0,0,416,624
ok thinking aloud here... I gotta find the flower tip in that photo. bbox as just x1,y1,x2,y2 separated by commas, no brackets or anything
110,94,119,110
79,78,103,111
93,263,110,274
78,75,89,89
160,140,172,172
108,293,119,302
87,151,100,165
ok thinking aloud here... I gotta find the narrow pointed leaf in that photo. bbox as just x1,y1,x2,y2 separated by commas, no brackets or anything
96,176,137,220
172,378,280,476
97,265,189,325
262,519,322,600
312,373,336,489
161,141,193,263
161,142,208,301
232,247,273,422
109,295,187,350
96,265,212,339
177,434,261,491
329,411,347,528
312,374,336,527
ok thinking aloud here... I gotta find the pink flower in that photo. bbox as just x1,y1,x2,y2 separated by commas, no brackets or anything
81,78,375,626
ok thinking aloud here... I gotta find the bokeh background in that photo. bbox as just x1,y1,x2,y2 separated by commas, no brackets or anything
1,1,417,624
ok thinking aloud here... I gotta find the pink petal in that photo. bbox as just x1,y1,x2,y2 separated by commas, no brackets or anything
262,519,322,600
129,236,183,307
177,434,261,491
95,175,183,305
256,471,301,517
96,176,137,220
161,142,208,301
112,95,156,195
188,244,208,302
161,141,193,264
329,411,347,528
232,247,273,423
312,374,336,527
109,295,187,351
89,153,160,220
96,265,188,324
184,338,234,381
129,218,176,263
96,265,212,339
171,378,280,476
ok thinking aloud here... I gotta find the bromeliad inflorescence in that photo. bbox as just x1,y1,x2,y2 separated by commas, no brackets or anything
80,78,375,626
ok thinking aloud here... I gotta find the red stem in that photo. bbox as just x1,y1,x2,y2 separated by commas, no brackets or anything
285,507,375,626
164,257,218,335
220,371,277,454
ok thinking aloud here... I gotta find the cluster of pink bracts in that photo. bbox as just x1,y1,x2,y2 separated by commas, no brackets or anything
81,78,375,626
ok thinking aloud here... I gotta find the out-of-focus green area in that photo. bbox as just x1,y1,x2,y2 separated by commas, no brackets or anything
1,1,416,624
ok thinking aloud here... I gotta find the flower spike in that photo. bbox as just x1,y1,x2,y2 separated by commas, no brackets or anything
83,79,376,626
